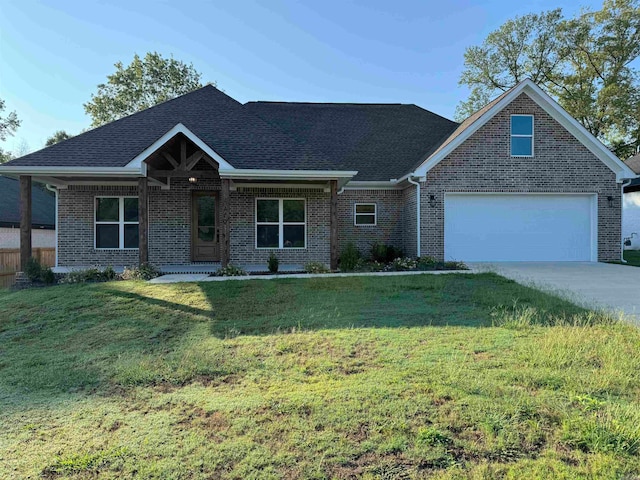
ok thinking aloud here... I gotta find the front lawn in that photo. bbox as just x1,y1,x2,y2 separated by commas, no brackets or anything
1,274,639,479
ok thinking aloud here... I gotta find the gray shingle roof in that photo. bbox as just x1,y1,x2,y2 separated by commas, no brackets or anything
5,86,335,171
4,85,459,181
245,102,458,181
0,176,55,228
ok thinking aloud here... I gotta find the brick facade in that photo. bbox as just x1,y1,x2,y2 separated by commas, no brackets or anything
337,189,404,257
420,93,621,261
55,93,623,267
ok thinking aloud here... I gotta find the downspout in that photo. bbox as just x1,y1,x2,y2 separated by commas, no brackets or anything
406,174,421,258
620,178,633,263
45,184,58,268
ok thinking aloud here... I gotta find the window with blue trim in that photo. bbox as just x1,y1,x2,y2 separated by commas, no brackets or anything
511,115,534,157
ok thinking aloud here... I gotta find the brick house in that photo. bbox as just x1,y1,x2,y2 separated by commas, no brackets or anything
0,79,635,271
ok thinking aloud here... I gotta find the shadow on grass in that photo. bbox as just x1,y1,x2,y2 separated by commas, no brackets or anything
0,273,597,409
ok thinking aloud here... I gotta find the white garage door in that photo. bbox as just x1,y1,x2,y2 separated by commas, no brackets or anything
444,194,596,262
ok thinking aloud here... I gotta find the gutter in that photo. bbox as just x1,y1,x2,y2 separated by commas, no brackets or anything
45,183,58,267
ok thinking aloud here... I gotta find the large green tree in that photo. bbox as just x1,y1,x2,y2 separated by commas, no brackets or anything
45,130,73,146
0,98,21,163
456,0,640,158
84,52,207,127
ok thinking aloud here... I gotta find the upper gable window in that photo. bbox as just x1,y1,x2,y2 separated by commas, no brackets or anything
510,115,534,157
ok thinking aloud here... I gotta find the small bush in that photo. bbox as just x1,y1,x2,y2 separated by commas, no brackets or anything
304,262,330,274
370,242,403,263
103,265,117,281
385,257,418,271
121,263,161,281
215,264,247,277
339,243,361,272
41,267,55,284
267,252,279,273
24,257,43,282
353,259,385,272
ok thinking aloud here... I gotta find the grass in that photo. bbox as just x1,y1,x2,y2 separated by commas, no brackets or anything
0,273,639,479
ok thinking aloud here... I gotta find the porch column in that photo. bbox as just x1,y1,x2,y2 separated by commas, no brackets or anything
138,177,148,264
220,178,231,267
330,179,338,270
19,175,32,270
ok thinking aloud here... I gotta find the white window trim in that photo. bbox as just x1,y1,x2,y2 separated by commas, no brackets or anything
354,203,377,226
255,198,307,249
95,196,139,250
510,114,534,158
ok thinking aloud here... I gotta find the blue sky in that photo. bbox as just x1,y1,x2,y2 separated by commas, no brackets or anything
0,0,604,153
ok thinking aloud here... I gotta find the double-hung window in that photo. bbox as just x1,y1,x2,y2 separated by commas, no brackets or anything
354,203,377,226
95,197,139,249
256,198,306,249
510,115,534,157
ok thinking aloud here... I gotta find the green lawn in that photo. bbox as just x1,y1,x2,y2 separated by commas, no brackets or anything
623,250,640,266
1,274,639,479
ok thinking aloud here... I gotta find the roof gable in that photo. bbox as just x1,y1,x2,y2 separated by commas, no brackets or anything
413,79,637,182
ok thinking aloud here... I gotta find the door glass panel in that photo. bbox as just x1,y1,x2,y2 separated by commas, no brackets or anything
196,196,216,243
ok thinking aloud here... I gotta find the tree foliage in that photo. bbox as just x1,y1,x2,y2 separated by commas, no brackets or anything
84,52,207,127
457,0,640,158
45,130,73,146
0,98,21,163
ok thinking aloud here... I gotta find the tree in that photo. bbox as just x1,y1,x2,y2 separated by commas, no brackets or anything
456,0,640,158
84,52,207,127
0,98,21,163
45,130,73,146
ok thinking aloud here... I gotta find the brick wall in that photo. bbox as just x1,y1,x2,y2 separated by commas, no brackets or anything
402,186,418,258
58,185,140,266
337,189,404,257
421,92,621,261
230,187,330,265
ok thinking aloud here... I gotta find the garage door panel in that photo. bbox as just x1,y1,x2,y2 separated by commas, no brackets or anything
444,194,594,262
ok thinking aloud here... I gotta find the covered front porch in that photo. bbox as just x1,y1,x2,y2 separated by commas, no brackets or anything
8,125,356,273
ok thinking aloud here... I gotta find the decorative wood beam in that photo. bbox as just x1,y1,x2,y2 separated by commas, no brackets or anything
19,175,32,270
185,151,204,171
220,179,231,267
330,179,338,271
138,177,148,265
162,152,179,169
147,168,220,178
180,139,187,169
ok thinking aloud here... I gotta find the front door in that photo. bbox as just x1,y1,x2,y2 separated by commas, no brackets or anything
191,192,220,262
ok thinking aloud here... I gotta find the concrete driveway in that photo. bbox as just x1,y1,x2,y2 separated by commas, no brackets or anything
472,262,640,321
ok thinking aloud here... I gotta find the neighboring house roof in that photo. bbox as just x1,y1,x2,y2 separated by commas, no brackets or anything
0,176,55,229
4,86,335,171
244,102,458,181
413,79,637,182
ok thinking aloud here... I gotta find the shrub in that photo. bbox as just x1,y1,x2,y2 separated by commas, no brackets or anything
353,259,385,272
339,243,360,271
385,257,418,271
215,264,247,277
304,262,330,274
41,267,56,284
121,263,161,281
61,267,117,284
267,252,279,273
24,257,43,282
370,242,403,263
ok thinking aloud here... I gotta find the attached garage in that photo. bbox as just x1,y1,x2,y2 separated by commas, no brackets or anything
444,193,597,262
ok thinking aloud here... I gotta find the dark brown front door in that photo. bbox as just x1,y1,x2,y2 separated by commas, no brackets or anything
191,192,220,262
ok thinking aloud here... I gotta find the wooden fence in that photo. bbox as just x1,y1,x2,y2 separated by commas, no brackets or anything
0,248,55,288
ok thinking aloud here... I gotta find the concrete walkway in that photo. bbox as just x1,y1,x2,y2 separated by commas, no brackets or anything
148,269,476,284
473,262,640,321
